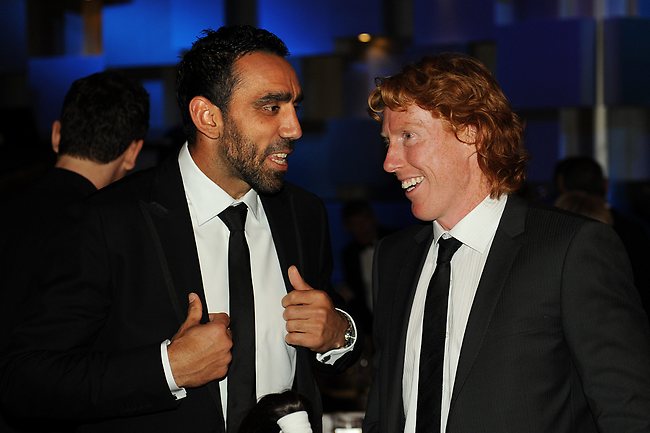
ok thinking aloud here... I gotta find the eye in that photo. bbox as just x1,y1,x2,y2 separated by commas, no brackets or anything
402,131,414,140
263,105,280,113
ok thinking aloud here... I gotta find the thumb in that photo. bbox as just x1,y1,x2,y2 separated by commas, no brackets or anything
180,292,203,330
288,265,312,291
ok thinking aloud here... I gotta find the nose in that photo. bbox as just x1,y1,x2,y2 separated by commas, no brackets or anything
279,106,302,140
383,142,402,173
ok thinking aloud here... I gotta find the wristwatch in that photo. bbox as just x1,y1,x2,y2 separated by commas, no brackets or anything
341,312,356,348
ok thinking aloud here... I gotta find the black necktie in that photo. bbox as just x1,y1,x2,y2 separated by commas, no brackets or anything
416,236,462,433
218,203,256,433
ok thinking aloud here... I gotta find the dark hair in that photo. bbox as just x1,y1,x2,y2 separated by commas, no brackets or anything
238,390,312,433
176,25,289,144
58,70,149,163
553,156,606,197
555,190,613,224
368,52,528,197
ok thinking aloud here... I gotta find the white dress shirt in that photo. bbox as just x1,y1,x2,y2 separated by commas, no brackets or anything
161,143,354,421
178,142,297,422
402,194,507,433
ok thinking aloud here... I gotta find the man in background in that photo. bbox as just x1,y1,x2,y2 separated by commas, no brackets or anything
554,155,650,319
0,70,149,432
340,199,388,334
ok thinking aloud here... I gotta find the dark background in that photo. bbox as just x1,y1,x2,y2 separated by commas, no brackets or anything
1,0,650,285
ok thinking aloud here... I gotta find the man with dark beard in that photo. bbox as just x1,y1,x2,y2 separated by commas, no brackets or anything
0,26,360,433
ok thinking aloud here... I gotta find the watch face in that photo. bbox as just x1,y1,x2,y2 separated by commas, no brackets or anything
344,325,354,347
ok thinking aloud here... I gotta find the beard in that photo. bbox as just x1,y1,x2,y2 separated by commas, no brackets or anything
219,115,294,194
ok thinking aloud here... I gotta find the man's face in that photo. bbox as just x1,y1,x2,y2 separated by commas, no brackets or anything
381,104,485,229
218,52,302,197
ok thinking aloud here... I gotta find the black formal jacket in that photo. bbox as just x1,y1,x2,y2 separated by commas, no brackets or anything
363,195,650,433
0,168,96,433
0,168,96,336
0,155,357,433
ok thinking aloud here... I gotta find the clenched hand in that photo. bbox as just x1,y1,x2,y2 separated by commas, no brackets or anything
168,293,232,388
282,265,348,353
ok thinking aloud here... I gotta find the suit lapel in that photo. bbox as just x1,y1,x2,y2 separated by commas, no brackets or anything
386,225,433,430
449,196,527,411
260,188,325,422
138,154,225,428
260,191,299,293
139,154,209,322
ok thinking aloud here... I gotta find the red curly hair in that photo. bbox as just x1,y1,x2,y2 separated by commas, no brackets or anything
368,53,528,197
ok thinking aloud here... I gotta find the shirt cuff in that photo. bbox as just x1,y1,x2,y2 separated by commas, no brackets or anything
161,339,187,400
316,308,357,364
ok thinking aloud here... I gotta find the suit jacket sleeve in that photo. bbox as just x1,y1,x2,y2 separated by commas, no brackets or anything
0,204,178,421
563,220,650,432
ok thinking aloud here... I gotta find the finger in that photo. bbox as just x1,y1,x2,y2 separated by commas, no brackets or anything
282,289,318,309
288,265,313,291
171,293,204,343
285,317,311,334
285,330,316,350
209,312,231,328
179,292,203,332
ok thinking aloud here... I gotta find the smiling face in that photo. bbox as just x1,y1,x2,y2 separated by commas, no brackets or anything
215,51,303,197
381,104,489,229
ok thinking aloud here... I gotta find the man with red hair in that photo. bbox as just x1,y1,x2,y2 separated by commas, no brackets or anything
363,53,650,433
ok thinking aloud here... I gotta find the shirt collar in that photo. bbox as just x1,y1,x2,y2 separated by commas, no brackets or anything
433,194,508,254
178,142,260,226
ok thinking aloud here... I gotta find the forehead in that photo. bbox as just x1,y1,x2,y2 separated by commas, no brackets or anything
232,51,301,101
381,105,438,134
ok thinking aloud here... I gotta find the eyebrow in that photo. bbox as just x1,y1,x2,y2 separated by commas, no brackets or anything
256,91,304,105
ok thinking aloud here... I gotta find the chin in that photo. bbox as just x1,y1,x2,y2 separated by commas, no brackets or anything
410,201,439,221
411,208,431,222
255,178,285,194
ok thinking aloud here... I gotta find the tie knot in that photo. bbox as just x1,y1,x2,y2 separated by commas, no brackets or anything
218,203,248,232
436,237,462,264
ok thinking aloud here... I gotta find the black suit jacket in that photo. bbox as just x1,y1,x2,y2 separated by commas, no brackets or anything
0,155,355,433
610,208,650,319
364,195,650,433
0,168,96,433
0,168,96,340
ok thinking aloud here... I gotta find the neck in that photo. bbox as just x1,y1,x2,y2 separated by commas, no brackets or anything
55,155,120,189
188,140,251,199
437,178,492,230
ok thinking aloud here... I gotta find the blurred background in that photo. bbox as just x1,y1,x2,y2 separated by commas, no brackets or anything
1,0,649,417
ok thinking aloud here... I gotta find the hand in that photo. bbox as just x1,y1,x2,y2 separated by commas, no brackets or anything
168,293,232,388
282,265,348,353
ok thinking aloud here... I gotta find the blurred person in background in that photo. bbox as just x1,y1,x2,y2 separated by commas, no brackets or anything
0,70,149,432
554,155,650,319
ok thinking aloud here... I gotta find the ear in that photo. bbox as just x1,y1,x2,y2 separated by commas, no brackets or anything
459,124,478,145
189,96,223,140
120,139,144,172
51,120,62,154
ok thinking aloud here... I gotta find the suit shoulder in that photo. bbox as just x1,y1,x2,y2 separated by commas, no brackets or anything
278,182,324,206
85,166,157,206
526,201,596,232
518,199,620,248
262,182,327,219
378,222,431,251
